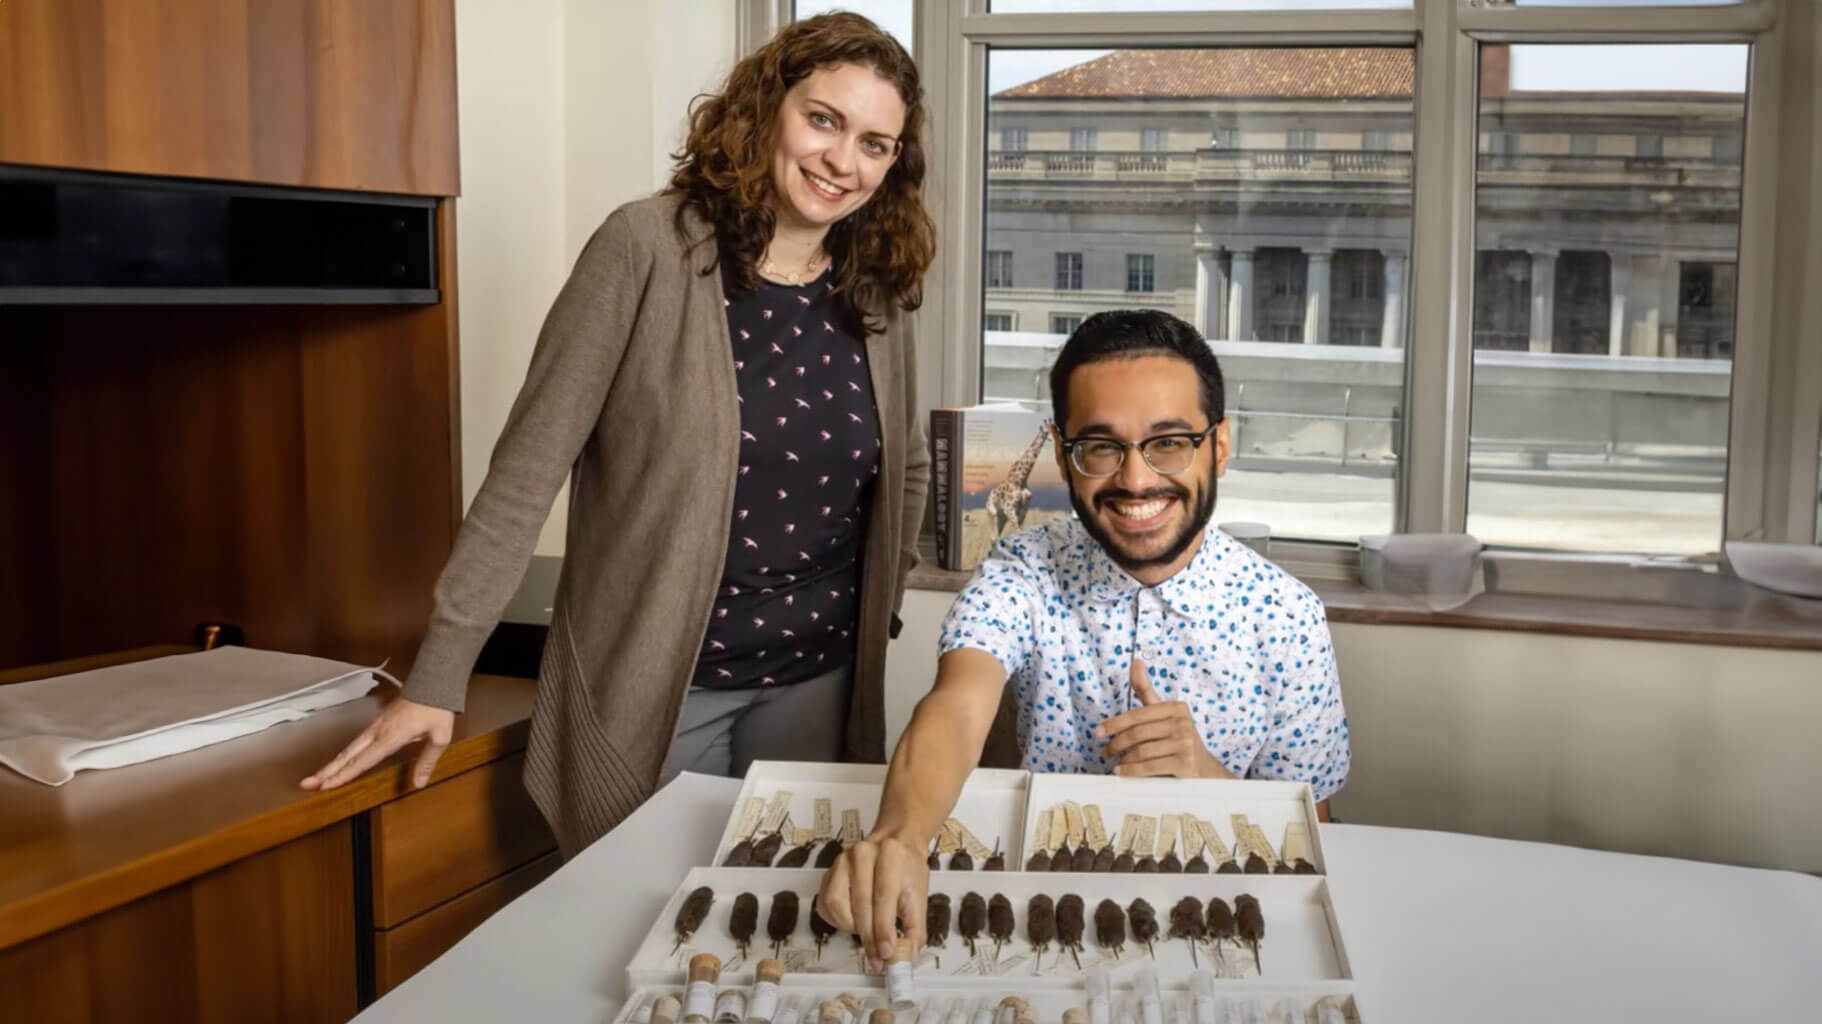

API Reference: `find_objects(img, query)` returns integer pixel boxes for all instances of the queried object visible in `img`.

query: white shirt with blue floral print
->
[939,518,1351,800]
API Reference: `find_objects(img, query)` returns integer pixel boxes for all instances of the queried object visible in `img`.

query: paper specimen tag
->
[761,791,793,834]
[735,796,765,840]
[1229,815,1254,859]
[1034,808,1055,852]
[1133,816,1158,858]
[792,826,816,846]
[1156,814,1180,856]
[936,819,962,854]
[814,798,834,840]
[839,808,863,844]
[1062,802,1086,848]
[1082,805,1109,851]
[1282,823,1311,866]
[1248,824,1279,867]
[1047,806,1069,851]
[1195,818,1231,863]
[1118,814,1143,853]
[1182,814,1206,857]
[955,821,991,860]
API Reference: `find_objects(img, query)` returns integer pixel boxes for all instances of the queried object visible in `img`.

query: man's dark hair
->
[1048,309,1226,431]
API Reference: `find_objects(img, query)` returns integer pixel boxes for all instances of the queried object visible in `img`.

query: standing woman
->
[302,13,935,857]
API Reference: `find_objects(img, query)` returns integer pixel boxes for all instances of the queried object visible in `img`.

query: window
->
[942,0,1814,557]
[986,250,1014,288]
[1054,252,1084,291]
[1070,127,1098,152]
[1677,262,1736,360]
[1050,314,1083,335]
[1331,249,1387,346]
[1001,127,1028,153]
[984,312,1015,332]
[1141,129,1169,152]
[1125,254,1155,293]
[1466,44,1747,555]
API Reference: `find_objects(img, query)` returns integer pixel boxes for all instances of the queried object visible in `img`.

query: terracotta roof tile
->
[995,48,1415,101]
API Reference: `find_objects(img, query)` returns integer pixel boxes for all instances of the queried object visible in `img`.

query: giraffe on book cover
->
[986,422,1052,539]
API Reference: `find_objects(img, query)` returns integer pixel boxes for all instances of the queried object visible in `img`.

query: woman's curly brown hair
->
[666,12,936,335]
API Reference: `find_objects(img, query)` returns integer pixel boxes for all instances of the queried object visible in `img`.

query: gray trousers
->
[659,665,853,784]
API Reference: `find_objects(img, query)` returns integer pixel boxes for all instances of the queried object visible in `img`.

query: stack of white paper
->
[0,646,397,785]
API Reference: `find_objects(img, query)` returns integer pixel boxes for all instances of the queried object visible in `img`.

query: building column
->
[1626,253,1663,357]
[1659,257,1682,357]
[1607,253,1629,357]
[1228,250,1255,341]
[1195,247,1228,340]
[1528,250,1557,354]
[1380,249,1406,348]
[1304,249,1332,345]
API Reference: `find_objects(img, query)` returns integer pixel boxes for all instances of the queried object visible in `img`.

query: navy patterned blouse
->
[691,270,881,690]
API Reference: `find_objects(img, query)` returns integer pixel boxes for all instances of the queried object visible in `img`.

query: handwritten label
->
[814,798,834,840]
[1034,808,1055,852]
[1083,804,1109,851]
[1047,806,1068,851]
[761,791,793,834]
[1062,802,1086,848]
[1118,814,1143,853]
[735,796,765,840]
[1195,818,1231,863]
[1282,822,1311,866]
[1133,816,1157,858]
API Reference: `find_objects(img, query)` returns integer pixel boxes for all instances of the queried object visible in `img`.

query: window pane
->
[985,47,1415,542]
[985,312,1015,332]
[794,1,913,54]
[1466,43,1747,555]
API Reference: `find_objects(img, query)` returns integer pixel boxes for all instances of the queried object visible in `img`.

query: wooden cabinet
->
[0,823,359,1024]
[372,753,557,928]
[374,851,562,997]
[0,0,459,195]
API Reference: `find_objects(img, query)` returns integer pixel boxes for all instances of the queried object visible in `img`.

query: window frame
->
[1125,253,1156,294]
[746,0,1821,556]
[1054,251,1084,291]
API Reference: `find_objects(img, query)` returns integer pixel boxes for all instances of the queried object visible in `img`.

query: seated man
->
[817,309,1350,962]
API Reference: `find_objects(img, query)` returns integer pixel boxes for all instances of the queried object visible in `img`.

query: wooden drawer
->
[370,753,556,928]
[373,851,560,996]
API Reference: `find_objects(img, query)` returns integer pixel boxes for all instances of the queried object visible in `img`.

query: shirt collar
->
[1079,520,1225,618]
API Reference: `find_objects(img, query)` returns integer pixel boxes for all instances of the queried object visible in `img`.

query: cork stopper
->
[886,937,914,964]
[1064,1011,1087,1024]
[756,958,786,984]
[653,996,683,1024]
[818,1002,847,1024]
[870,1011,896,1024]
[688,953,722,983]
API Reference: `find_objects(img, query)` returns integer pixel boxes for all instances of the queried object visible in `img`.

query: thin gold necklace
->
[759,248,828,286]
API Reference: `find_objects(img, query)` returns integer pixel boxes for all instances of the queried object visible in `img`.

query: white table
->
[355,773,1822,1024]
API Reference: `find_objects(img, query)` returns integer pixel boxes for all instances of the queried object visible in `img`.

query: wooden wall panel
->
[0,0,459,196]
[0,273,459,670]
[0,822,357,1024]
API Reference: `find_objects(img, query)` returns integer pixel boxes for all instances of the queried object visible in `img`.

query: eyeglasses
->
[1059,424,1219,478]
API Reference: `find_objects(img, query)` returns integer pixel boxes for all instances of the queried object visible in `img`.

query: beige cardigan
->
[403,194,929,856]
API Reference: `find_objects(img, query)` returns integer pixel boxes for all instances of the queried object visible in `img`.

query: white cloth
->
[0,646,394,785]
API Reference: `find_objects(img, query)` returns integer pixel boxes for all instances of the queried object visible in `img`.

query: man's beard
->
[1070,473,1217,574]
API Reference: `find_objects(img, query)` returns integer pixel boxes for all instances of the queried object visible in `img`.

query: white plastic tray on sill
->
[711,761,1031,869]
[627,868,1351,991]
[1017,775,1327,875]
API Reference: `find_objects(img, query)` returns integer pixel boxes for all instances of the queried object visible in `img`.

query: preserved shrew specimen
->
[1093,898,1126,957]
[673,886,715,953]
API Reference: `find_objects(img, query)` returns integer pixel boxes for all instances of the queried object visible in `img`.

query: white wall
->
[888,588,1822,874]
[455,0,736,554]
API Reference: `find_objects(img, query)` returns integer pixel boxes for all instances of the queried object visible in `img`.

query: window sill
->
[908,537,1822,653]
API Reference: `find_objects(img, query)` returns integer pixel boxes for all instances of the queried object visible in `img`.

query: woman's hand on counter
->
[299,697,455,792]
